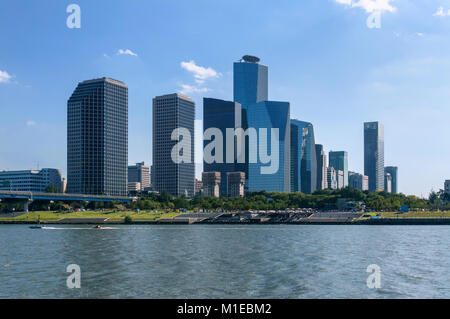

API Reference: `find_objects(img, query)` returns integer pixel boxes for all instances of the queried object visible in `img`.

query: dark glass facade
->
[153,93,195,197]
[290,120,317,194]
[203,98,242,196]
[67,78,128,196]
[329,151,348,187]
[364,121,384,192]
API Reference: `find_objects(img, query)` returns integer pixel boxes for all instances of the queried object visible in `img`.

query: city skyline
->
[1,1,450,197]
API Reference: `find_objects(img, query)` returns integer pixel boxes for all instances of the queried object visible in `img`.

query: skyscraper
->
[153,93,195,197]
[315,144,328,190]
[128,162,150,191]
[232,55,290,192]
[385,166,398,194]
[327,167,337,190]
[203,98,242,196]
[291,120,317,194]
[67,78,128,196]
[329,151,348,187]
[364,121,384,192]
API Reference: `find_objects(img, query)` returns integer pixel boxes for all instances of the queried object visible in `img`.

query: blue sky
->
[1,0,449,197]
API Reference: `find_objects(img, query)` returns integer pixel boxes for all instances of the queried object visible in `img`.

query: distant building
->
[194,178,203,195]
[364,121,384,192]
[329,151,348,187]
[327,167,337,190]
[445,180,450,195]
[203,98,242,196]
[127,182,141,194]
[349,171,369,191]
[152,93,195,197]
[0,168,63,192]
[291,120,317,194]
[384,172,392,193]
[227,172,245,197]
[315,144,328,190]
[128,162,150,191]
[202,172,221,197]
[67,77,128,196]
[385,166,398,194]
[336,170,345,189]
[62,178,67,193]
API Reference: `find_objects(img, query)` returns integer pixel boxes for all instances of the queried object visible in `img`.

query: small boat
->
[93,225,103,229]
[29,225,43,229]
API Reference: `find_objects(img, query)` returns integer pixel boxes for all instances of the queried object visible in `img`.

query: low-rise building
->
[0,168,63,192]
[127,182,141,194]
[202,172,221,197]
[384,172,392,193]
[445,180,450,195]
[227,172,245,197]
[327,167,337,190]
[336,170,344,189]
[349,171,369,191]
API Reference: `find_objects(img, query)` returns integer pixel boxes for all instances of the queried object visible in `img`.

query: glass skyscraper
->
[67,78,128,196]
[290,120,317,194]
[232,56,290,192]
[203,98,242,196]
[385,166,398,193]
[153,93,195,197]
[329,151,348,187]
[364,121,384,192]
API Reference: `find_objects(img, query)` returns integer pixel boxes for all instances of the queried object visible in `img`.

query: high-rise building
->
[202,172,221,197]
[247,101,290,192]
[203,98,242,196]
[0,168,63,192]
[384,172,392,193]
[349,171,369,191]
[329,151,348,187]
[232,56,290,192]
[67,78,128,196]
[364,121,384,192]
[227,172,245,197]
[153,93,195,197]
[315,144,328,190]
[327,167,337,190]
[385,166,398,194]
[128,162,150,191]
[291,120,317,194]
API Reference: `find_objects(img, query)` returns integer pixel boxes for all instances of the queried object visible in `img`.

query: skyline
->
[1,1,450,197]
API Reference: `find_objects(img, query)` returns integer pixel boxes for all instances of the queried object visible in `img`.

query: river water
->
[0,225,449,298]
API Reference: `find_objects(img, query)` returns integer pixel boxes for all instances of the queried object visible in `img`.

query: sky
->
[1,0,450,197]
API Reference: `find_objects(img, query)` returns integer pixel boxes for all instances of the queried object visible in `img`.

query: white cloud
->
[178,84,209,95]
[117,49,138,57]
[180,60,220,80]
[0,70,12,83]
[433,7,450,17]
[26,120,36,127]
[335,0,396,13]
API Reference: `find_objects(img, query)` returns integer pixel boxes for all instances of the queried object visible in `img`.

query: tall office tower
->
[385,166,398,194]
[0,168,63,192]
[67,78,128,196]
[291,120,317,194]
[315,144,328,190]
[202,172,221,197]
[247,101,291,192]
[327,167,337,190]
[384,172,392,193]
[329,151,348,187]
[232,55,290,192]
[203,98,242,196]
[227,172,245,197]
[364,121,384,192]
[128,162,150,191]
[153,93,195,197]
[233,55,268,108]
[349,171,369,191]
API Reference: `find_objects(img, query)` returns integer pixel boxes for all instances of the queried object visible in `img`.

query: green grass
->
[0,210,180,222]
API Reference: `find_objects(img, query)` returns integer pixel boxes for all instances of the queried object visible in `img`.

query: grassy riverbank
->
[357,211,450,220]
[0,210,179,222]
